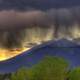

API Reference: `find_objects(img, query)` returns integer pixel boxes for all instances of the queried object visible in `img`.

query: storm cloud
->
[0,0,80,49]
[0,7,79,49]
[0,0,80,10]
[0,8,80,30]
[0,10,47,30]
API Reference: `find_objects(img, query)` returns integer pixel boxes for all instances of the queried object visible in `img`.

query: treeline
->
[0,56,80,80]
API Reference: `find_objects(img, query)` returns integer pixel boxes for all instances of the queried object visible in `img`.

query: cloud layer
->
[0,0,80,10]
[0,8,80,30]
[0,0,80,49]
[0,7,79,49]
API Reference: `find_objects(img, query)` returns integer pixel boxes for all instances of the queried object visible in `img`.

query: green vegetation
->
[68,67,80,80]
[1,56,80,80]
[10,56,68,80]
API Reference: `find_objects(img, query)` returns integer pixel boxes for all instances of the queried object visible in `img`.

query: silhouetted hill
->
[0,39,80,74]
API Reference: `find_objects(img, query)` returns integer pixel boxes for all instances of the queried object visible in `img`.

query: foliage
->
[68,67,80,80]
[1,56,80,80]
[10,56,68,80]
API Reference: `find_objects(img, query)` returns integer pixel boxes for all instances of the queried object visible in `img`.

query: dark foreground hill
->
[0,39,80,74]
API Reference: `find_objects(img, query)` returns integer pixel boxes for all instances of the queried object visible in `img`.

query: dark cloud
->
[0,8,79,30]
[0,10,48,49]
[0,0,80,10]
[0,7,80,49]
[0,10,48,30]
[0,0,80,49]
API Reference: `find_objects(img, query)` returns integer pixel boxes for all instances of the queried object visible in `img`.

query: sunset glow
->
[0,48,30,61]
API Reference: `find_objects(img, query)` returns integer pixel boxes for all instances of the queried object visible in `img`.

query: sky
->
[0,0,80,30]
[0,0,80,48]
[0,0,80,10]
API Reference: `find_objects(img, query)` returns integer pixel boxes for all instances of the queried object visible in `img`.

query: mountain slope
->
[0,39,79,74]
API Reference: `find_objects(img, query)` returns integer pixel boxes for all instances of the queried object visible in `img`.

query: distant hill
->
[0,38,80,74]
[73,38,80,45]
[45,38,79,47]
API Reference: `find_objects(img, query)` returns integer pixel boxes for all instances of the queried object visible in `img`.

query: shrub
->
[10,56,68,80]
[68,67,80,80]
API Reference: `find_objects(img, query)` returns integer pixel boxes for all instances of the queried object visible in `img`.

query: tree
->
[68,67,80,80]
[11,56,68,80]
